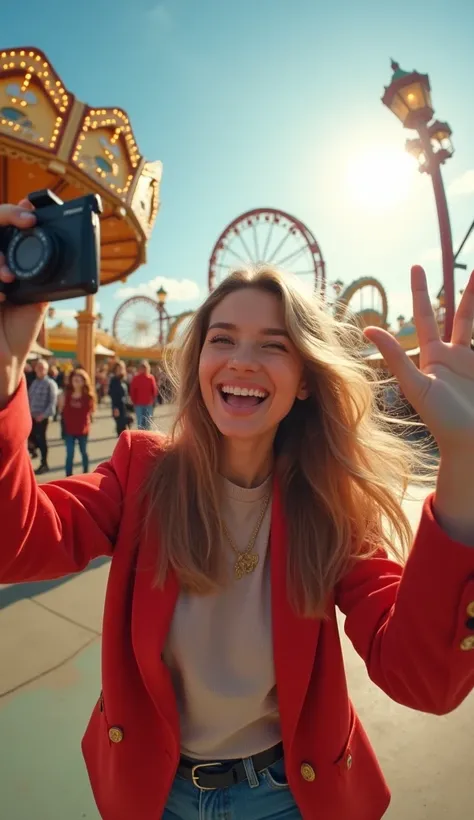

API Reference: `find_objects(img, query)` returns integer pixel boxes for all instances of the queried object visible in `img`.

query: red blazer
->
[2,380,474,820]
[129,372,157,406]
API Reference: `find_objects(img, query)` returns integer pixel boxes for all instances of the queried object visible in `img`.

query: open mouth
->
[219,384,269,409]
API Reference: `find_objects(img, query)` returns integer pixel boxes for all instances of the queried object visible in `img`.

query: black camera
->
[0,189,102,304]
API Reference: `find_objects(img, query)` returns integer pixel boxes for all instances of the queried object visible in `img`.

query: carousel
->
[0,46,162,382]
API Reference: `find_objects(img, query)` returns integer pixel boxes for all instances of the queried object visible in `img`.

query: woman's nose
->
[228,346,260,371]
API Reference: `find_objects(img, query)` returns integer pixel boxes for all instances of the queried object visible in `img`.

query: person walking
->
[58,367,95,476]
[108,360,133,436]
[1,202,474,820]
[27,357,58,475]
[130,359,157,430]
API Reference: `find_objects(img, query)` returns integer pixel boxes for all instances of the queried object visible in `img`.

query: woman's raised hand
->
[364,265,474,456]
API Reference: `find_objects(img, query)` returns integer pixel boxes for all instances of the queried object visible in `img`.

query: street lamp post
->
[382,60,456,341]
[156,286,168,346]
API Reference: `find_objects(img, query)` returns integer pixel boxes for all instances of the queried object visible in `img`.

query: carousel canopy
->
[0,46,162,286]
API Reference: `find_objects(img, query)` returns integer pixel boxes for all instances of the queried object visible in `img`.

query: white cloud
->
[448,169,474,197]
[115,275,200,303]
[49,308,78,320]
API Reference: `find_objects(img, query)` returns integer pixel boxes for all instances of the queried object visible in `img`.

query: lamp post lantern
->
[156,286,168,346]
[382,60,455,341]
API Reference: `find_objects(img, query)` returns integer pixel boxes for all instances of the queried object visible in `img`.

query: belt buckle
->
[191,762,221,791]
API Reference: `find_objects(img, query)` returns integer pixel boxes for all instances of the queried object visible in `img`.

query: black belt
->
[178,741,284,791]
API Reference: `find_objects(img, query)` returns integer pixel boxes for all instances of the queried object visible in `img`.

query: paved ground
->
[0,404,473,819]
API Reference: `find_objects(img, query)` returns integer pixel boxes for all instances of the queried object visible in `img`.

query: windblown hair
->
[142,266,434,618]
[66,367,96,411]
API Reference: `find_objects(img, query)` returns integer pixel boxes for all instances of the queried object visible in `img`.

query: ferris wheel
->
[208,208,326,294]
[112,295,166,347]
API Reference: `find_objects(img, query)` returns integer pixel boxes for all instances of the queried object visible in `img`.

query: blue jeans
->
[64,434,89,476]
[134,404,153,430]
[163,756,302,819]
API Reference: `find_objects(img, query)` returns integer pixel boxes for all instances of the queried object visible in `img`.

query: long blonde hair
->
[142,266,434,617]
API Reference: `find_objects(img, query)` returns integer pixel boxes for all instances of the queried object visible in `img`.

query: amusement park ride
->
[0,46,162,379]
[0,45,433,371]
[109,206,390,355]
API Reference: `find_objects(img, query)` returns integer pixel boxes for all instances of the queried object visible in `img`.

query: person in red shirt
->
[129,359,157,430]
[58,367,95,476]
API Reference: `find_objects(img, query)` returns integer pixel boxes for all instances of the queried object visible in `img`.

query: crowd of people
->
[25,356,170,477]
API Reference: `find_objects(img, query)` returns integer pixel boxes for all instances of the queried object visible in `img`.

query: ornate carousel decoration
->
[0,46,162,375]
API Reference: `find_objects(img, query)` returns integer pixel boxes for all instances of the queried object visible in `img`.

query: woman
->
[0,201,474,820]
[108,360,133,436]
[58,367,95,476]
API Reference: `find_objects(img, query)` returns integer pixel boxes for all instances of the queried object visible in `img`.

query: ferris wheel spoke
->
[236,231,255,264]
[293,269,318,276]
[120,328,137,345]
[252,223,260,262]
[274,244,309,268]
[261,223,274,261]
[266,229,292,264]
[222,244,249,266]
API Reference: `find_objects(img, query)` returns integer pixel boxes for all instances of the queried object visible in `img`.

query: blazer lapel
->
[270,479,321,749]
[131,530,180,735]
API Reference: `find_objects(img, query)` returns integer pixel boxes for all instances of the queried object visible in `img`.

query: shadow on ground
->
[0,557,110,611]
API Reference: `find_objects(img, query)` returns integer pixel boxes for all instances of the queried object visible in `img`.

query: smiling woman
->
[346,146,415,209]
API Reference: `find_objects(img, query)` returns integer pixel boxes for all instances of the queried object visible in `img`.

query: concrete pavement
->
[1,406,473,819]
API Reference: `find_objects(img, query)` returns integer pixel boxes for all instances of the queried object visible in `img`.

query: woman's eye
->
[209,335,233,345]
[263,342,287,351]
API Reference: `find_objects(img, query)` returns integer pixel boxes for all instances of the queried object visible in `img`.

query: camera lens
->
[7,226,57,282]
[15,235,44,270]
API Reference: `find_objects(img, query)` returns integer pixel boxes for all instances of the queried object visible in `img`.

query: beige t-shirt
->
[162,473,281,760]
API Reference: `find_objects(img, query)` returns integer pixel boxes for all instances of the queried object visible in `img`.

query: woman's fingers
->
[17,198,34,211]
[410,265,441,347]
[451,270,474,347]
[0,252,14,283]
[0,203,36,227]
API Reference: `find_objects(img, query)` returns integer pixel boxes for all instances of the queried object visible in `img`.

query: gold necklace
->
[222,492,271,580]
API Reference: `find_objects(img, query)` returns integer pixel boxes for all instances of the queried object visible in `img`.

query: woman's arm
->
[0,380,130,584]
[336,494,474,716]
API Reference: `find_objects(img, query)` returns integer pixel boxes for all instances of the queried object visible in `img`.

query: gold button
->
[346,753,353,769]
[108,726,124,743]
[300,763,316,782]
[460,636,474,651]
[466,602,474,618]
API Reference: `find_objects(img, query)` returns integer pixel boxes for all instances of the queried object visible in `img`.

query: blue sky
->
[3,0,474,338]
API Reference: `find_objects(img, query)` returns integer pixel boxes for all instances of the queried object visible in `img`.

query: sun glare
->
[346,147,415,210]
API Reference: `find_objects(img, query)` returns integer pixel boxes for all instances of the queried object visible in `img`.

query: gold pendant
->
[234,552,259,580]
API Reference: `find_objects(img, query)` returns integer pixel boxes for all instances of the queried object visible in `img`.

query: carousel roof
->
[0,47,162,286]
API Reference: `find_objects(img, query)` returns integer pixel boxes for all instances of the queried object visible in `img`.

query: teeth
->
[221,385,268,399]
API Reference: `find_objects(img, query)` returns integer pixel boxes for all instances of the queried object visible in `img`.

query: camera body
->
[0,189,102,304]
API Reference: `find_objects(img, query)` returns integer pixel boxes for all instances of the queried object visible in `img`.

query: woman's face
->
[71,374,85,390]
[199,288,307,442]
